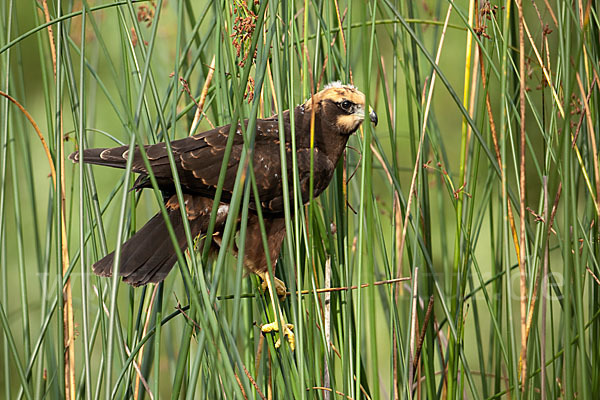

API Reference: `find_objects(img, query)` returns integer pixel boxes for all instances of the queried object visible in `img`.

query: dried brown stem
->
[310,387,353,400]
[574,73,600,215]
[413,295,435,378]
[189,55,217,135]
[233,369,249,400]
[41,1,75,395]
[242,363,266,400]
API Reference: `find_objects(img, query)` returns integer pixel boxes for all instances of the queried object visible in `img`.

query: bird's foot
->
[261,321,295,351]
[259,273,288,299]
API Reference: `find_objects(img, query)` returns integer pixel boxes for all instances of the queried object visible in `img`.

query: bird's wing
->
[83,118,335,211]
[176,124,335,213]
[92,120,270,193]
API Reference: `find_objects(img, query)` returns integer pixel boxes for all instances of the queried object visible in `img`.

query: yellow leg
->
[259,271,295,350]
[260,274,288,299]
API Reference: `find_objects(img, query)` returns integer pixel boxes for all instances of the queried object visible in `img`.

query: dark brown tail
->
[69,146,134,170]
[93,209,203,286]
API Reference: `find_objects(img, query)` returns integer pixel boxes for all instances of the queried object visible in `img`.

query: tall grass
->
[1,0,599,399]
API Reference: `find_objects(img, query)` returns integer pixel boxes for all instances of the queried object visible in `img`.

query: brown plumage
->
[70,82,377,287]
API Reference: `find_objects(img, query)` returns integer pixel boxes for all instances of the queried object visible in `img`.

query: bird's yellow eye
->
[340,100,353,111]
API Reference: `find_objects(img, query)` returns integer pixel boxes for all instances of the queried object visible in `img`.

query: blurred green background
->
[1,0,598,399]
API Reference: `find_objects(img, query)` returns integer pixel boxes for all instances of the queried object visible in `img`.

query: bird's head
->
[302,81,378,135]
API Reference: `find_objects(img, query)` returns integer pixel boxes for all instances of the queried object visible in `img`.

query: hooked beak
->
[369,106,378,126]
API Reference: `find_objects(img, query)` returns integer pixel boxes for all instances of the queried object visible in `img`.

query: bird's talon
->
[260,275,288,299]
[287,329,296,351]
[261,321,278,333]
[261,322,295,351]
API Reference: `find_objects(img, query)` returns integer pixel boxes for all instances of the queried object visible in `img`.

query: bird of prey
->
[70,81,377,348]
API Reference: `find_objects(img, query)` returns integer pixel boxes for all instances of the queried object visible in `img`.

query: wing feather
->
[77,115,335,212]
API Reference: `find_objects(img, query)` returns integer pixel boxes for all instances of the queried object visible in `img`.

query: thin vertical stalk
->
[448,0,475,396]
[77,7,92,400]
[0,3,15,397]
[52,0,65,396]
[514,0,529,390]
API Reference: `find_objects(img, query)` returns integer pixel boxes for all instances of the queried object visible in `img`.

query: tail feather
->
[69,146,132,169]
[118,214,172,273]
[92,209,202,286]
[122,214,187,285]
